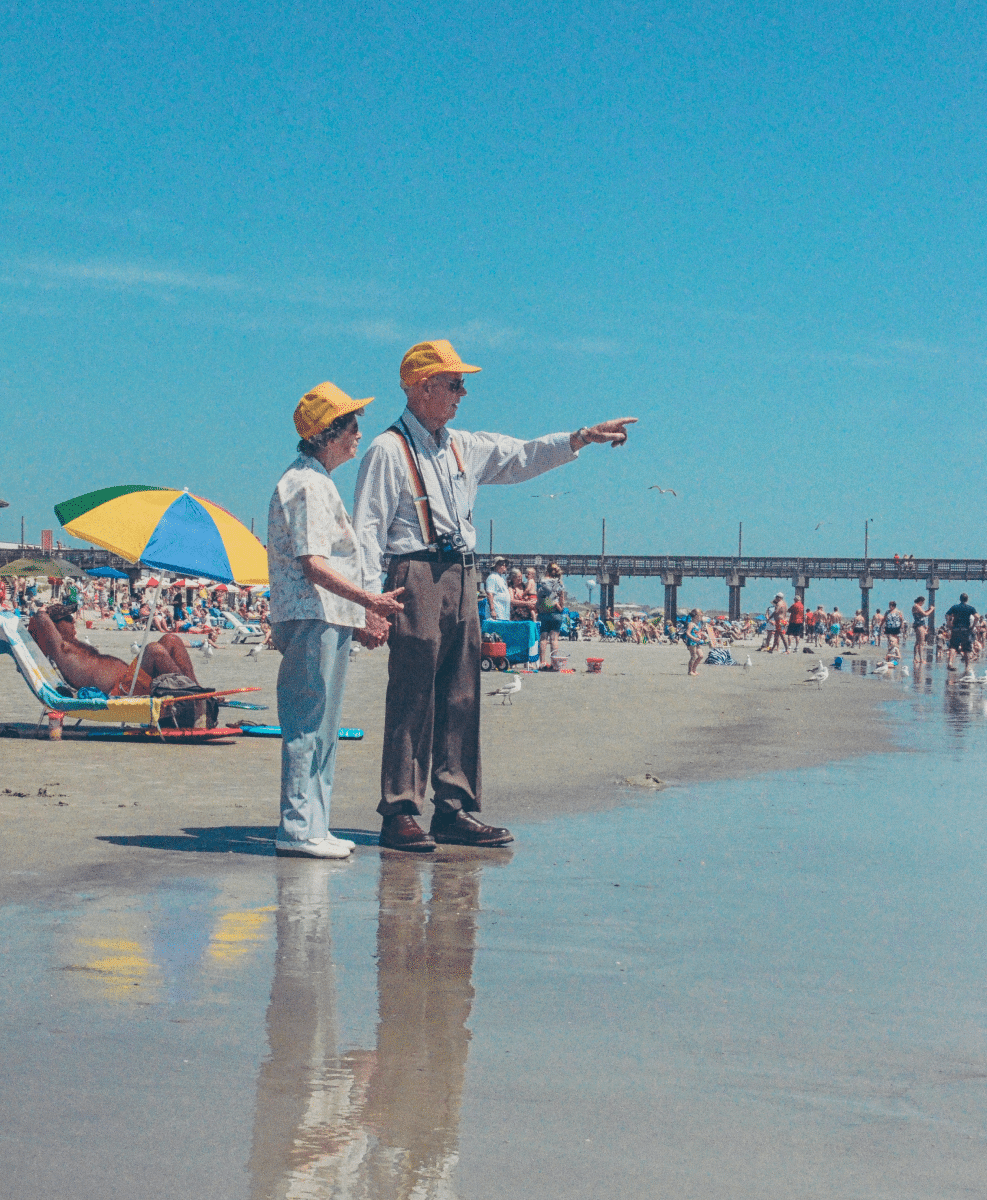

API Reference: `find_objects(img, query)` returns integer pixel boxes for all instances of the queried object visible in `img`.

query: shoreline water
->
[0,631,906,895]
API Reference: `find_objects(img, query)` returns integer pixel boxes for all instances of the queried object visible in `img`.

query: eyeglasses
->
[429,377,465,393]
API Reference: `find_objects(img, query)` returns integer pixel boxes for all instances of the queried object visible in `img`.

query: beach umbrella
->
[85,566,129,579]
[54,485,268,586]
[0,557,78,579]
[55,484,268,695]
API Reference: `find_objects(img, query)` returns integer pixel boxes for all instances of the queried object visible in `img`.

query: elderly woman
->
[267,381,406,860]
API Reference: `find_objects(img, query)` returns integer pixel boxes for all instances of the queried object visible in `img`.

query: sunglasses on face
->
[430,378,465,393]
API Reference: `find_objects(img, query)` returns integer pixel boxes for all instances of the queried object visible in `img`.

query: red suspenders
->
[385,425,467,547]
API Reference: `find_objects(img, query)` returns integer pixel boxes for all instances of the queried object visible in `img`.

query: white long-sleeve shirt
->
[353,407,578,592]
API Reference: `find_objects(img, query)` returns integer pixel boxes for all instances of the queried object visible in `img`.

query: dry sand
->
[0,630,903,896]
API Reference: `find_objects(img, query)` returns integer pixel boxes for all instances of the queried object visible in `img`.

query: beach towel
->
[705,647,735,666]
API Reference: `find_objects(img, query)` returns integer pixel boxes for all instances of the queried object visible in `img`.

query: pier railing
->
[474,554,987,582]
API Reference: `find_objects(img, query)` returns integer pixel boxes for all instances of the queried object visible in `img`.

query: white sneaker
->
[325,833,356,850]
[275,836,351,859]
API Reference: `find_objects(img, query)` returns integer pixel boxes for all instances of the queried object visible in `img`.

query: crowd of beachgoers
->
[6,568,984,683]
[480,565,987,680]
[0,575,272,643]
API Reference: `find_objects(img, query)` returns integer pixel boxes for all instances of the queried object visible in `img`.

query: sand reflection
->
[249,854,484,1200]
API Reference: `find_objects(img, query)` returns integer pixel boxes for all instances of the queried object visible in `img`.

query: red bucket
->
[586,657,604,673]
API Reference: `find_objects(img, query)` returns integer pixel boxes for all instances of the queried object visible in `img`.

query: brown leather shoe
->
[379,814,436,853]
[429,810,514,847]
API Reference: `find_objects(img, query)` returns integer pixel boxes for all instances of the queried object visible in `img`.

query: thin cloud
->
[346,318,407,343]
[17,259,244,293]
[885,338,944,356]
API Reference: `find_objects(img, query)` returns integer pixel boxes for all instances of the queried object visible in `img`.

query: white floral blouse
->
[267,455,365,628]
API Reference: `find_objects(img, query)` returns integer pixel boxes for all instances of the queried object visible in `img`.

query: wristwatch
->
[575,427,591,446]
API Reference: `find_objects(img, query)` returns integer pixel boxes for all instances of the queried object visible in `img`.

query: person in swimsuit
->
[882,601,905,658]
[787,594,805,651]
[28,603,203,696]
[768,592,789,653]
[685,607,711,676]
[851,610,867,647]
[911,595,934,664]
[945,592,978,676]
[829,607,843,646]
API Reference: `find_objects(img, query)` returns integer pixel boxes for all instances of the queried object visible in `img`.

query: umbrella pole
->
[128,581,164,697]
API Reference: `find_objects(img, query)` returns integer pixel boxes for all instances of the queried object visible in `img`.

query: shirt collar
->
[401,406,450,452]
[293,453,331,479]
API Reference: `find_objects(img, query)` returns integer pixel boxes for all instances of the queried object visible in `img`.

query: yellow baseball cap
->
[293,382,374,439]
[400,340,482,386]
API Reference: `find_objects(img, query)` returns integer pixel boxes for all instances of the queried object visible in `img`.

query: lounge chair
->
[0,612,166,728]
[223,610,264,644]
[0,613,257,739]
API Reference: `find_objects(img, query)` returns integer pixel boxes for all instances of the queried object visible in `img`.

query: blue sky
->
[2,0,985,611]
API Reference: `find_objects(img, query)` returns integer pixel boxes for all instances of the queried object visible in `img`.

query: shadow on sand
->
[97,825,382,855]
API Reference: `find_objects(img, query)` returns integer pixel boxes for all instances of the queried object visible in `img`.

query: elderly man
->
[353,339,636,852]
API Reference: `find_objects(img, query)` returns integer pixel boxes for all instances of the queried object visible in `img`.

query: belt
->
[396,549,476,567]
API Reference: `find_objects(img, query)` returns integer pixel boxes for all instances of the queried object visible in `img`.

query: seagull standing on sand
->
[806,659,829,688]
[872,661,891,676]
[200,641,215,660]
[744,655,752,672]
[487,673,522,705]
[130,642,141,655]
[246,644,264,659]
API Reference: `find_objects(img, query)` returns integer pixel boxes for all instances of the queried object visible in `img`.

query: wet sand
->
[6,631,985,1199]
[0,632,901,892]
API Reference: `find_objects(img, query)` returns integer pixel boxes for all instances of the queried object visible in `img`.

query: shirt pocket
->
[451,470,471,521]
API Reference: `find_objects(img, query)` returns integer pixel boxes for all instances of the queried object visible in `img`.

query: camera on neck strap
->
[436,530,469,559]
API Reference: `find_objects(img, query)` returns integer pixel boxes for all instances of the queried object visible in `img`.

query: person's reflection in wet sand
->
[361,856,481,1197]
[248,853,486,1200]
[248,862,370,1199]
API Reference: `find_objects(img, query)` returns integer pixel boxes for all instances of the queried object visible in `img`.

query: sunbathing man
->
[28,603,203,696]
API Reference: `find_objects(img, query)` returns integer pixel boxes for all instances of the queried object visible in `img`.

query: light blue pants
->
[271,620,352,843]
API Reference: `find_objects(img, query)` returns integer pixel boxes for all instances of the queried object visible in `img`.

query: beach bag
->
[151,673,219,729]
[537,581,558,614]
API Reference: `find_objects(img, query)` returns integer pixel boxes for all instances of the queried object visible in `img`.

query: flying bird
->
[814,521,825,531]
[648,487,678,496]
[530,491,571,499]
[487,673,522,705]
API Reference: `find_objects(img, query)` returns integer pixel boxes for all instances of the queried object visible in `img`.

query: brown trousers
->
[378,557,481,817]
